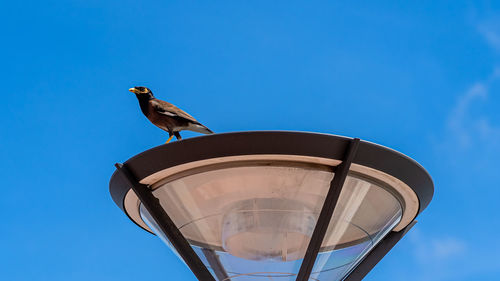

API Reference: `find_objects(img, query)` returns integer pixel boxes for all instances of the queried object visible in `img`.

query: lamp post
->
[109,131,433,281]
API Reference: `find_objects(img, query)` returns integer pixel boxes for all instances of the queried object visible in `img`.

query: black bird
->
[129,86,213,143]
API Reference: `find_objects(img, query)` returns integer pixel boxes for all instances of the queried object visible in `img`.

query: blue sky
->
[2,1,500,280]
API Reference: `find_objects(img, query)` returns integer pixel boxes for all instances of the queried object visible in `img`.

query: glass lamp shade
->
[139,162,403,281]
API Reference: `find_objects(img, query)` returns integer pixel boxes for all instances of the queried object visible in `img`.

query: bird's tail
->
[189,123,214,134]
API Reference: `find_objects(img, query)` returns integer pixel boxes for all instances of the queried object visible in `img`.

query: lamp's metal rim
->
[110,131,434,233]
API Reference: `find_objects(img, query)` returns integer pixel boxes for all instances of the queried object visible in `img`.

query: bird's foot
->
[165,135,174,144]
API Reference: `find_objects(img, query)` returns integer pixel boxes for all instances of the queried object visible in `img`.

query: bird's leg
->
[174,132,182,140]
[165,132,174,144]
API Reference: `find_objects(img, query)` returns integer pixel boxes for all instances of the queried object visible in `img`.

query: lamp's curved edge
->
[355,140,434,214]
[109,131,434,230]
[109,170,155,234]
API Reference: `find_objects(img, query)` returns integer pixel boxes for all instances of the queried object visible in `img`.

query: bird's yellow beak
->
[129,88,137,94]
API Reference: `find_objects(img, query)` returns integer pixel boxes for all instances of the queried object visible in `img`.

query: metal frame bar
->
[114,163,216,281]
[296,138,360,281]
[344,221,417,281]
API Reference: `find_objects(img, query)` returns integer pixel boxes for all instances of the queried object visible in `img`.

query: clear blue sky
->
[2,1,500,280]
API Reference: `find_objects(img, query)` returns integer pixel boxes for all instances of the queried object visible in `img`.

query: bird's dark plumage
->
[129,86,213,143]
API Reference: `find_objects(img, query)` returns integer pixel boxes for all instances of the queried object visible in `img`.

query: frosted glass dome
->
[139,162,402,280]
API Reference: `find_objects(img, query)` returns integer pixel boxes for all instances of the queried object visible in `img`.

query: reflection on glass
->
[140,162,402,280]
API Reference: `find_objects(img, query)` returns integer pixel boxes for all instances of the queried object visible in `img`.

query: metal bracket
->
[114,163,216,281]
[296,138,360,281]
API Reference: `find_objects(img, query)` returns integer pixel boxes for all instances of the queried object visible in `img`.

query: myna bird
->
[129,86,213,143]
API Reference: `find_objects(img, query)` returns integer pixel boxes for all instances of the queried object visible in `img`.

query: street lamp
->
[109,131,433,281]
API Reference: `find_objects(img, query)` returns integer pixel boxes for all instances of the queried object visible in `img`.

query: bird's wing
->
[150,99,200,124]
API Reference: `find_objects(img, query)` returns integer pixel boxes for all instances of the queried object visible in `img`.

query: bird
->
[129,86,213,143]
